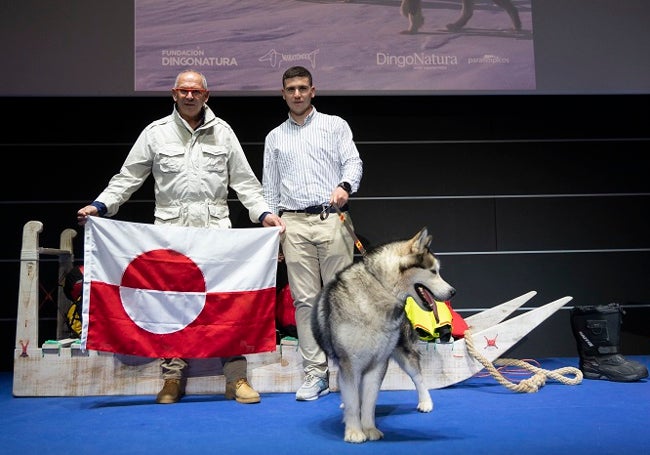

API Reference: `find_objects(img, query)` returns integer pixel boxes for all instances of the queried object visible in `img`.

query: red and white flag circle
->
[81,217,280,358]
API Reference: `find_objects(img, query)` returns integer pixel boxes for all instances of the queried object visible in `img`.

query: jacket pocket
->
[208,204,229,220]
[158,147,185,173]
[154,206,182,223]
[201,145,227,173]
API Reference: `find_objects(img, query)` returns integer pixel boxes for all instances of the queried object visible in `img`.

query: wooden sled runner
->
[13,221,575,397]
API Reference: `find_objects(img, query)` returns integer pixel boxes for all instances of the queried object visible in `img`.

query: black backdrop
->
[1,93,648,373]
[0,0,648,372]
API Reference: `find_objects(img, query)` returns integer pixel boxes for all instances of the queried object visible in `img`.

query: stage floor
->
[1,356,648,455]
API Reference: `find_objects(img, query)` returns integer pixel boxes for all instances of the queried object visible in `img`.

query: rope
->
[463,328,583,393]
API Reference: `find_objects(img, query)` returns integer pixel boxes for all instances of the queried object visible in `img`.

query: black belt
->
[280,204,348,215]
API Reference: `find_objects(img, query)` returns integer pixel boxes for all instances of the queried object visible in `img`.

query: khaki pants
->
[161,356,247,383]
[280,212,354,378]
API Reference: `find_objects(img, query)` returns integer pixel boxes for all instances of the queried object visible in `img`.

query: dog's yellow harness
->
[404,296,454,342]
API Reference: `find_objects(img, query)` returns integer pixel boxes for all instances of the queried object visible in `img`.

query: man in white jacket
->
[77,69,285,404]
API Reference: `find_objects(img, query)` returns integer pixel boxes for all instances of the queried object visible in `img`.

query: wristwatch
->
[338,181,352,194]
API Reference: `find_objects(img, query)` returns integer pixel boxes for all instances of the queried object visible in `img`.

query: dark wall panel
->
[497,196,650,250]
[440,252,650,309]
[1,94,648,373]
[355,141,649,196]
[350,198,496,252]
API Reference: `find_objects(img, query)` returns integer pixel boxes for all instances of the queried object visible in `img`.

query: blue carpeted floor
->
[1,357,648,455]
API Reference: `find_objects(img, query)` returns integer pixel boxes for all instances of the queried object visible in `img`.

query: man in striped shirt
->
[262,65,363,401]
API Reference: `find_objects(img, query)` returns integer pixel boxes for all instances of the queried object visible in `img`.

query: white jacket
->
[95,104,269,228]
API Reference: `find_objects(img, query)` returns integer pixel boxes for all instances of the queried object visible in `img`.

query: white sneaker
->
[295,373,329,401]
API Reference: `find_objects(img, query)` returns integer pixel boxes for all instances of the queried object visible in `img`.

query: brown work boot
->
[156,378,184,404]
[225,378,261,404]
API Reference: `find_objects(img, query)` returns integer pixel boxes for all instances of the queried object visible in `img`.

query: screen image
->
[134,0,536,94]
[1,0,648,96]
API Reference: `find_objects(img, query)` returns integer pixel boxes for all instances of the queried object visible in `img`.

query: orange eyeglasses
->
[173,88,208,97]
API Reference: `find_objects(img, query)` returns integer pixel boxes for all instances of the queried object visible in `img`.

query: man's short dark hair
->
[282,66,312,87]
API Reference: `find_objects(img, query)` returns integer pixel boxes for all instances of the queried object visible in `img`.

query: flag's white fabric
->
[81,217,280,358]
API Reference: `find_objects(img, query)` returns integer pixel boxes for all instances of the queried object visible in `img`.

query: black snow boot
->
[570,303,648,382]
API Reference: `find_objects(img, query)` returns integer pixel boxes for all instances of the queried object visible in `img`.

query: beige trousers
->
[280,211,354,379]
[161,356,247,383]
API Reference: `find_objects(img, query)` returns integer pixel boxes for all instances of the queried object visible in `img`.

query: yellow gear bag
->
[404,296,453,342]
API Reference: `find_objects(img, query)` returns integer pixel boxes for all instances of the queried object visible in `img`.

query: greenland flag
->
[80,217,280,358]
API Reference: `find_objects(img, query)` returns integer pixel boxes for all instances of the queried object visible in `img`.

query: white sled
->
[269,291,573,391]
[13,221,572,397]
[404,294,573,390]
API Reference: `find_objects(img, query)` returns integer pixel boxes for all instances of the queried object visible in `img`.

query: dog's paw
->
[365,427,384,441]
[417,399,434,413]
[344,428,368,444]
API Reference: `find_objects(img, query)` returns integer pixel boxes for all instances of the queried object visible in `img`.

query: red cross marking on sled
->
[19,339,29,357]
[484,334,499,349]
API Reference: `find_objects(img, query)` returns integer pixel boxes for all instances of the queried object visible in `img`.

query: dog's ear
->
[409,227,432,255]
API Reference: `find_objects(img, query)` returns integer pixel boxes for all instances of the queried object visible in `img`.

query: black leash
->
[320,203,367,256]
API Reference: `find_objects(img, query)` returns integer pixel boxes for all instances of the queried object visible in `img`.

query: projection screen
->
[1,0,648,96]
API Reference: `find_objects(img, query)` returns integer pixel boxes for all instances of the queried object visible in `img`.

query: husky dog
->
[400,0,522,34]
[311,227,456,443]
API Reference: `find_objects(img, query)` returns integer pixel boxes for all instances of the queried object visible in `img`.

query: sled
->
[270,292,573,391]
[13,221,572,396]
[406,294,573,390]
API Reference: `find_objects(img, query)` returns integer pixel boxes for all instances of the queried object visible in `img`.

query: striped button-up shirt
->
[262,106,363,214]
